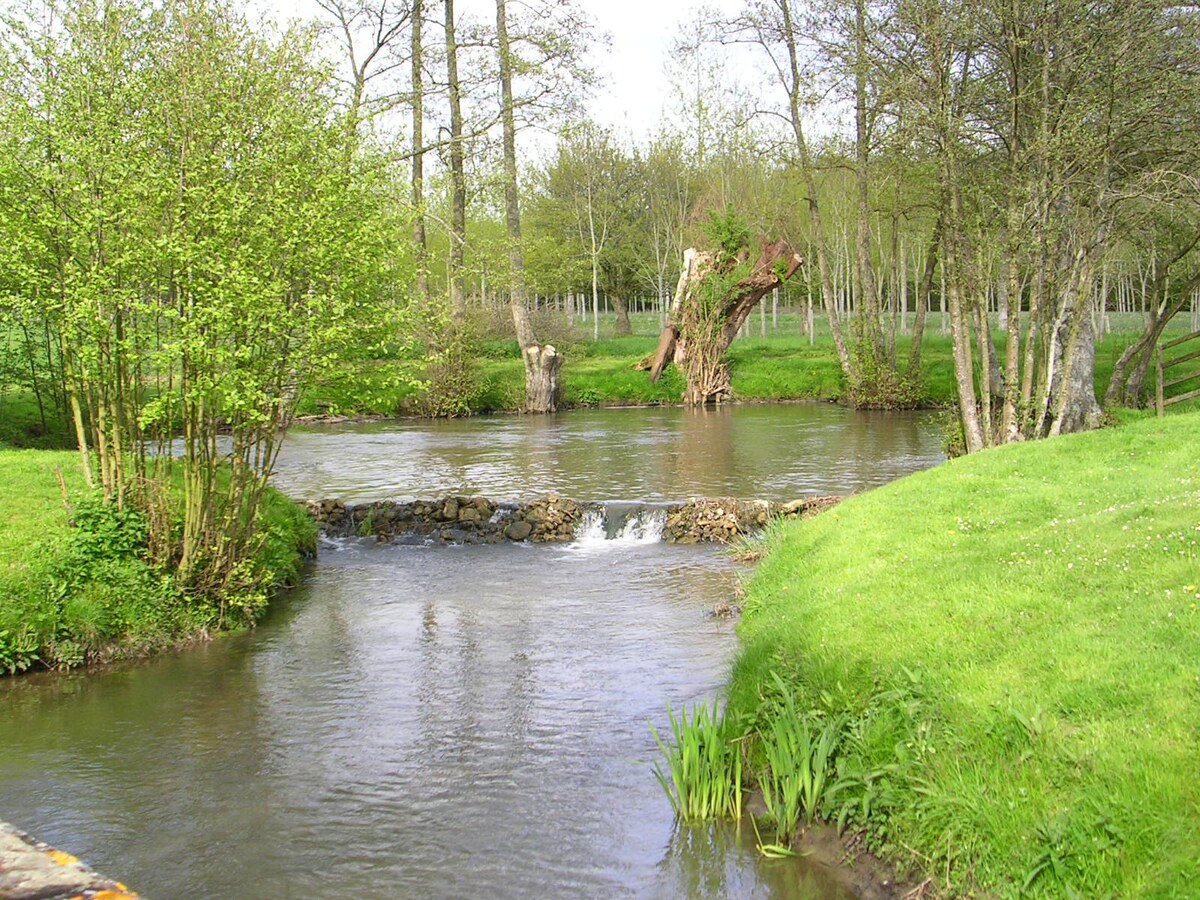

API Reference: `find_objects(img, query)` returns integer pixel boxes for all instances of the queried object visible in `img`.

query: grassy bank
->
[0,450,315,674]
[726,412,1200,896]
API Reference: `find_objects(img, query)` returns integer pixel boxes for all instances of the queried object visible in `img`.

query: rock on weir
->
[305,495,842,545]
[0,821,138,899]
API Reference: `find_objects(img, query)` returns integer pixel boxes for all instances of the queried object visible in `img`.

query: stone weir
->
[305,494,843,545]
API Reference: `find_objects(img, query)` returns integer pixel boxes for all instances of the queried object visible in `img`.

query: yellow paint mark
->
[48,849,79,866]
[90,891,139,899]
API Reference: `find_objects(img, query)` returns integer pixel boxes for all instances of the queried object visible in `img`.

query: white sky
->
[258,0,750,140]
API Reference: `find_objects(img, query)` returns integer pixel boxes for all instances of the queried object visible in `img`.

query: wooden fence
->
[1157,329,1200,414]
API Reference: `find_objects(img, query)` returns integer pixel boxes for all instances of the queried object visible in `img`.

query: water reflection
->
[274,405,944,502]
[5,541,850,898]
[655,823,855,899]
[0,408,942,897]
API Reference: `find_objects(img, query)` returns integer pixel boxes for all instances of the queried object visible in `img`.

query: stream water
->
[0,405,944,898]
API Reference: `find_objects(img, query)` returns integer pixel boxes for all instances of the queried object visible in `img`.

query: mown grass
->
[0,450,315,673]
[727,412,1200,896]
[290,311,1182,419]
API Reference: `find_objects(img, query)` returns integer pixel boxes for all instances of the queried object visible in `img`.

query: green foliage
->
[68,495,149,563]
[701,208,751,263]
[0,627,38,675]
[651,700,744,822]
[847,338,924,409]
[0,0,410,599]
[0,450,313,673]
[420,324,485,418]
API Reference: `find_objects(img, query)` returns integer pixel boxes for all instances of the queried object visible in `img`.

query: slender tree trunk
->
[496,0,559,411]
[908,210,940,376]
[445,0,467,317]
[1000,227,1023,441]
[945,179,985,452]
[412,0,429,299]
[780,0,854,384]
[853,0,884,363]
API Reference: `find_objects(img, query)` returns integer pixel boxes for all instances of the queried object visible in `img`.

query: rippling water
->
[274,405,944,502]
[0,407,944,898]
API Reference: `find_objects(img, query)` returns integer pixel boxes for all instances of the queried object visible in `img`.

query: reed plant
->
[757,675,845,841]
[651,700,744,822]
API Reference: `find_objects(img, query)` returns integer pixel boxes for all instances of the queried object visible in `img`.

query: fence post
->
[1156,344,1164,417]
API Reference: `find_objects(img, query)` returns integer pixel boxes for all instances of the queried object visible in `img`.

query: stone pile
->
[663,498,773,543]
[306,495,585,545]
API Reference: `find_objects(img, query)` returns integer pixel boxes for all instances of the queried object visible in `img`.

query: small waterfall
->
[573,508,609,546]
[571,504,667,547]
[615,508,666,543]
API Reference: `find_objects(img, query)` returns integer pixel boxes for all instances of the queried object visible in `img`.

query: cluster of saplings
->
[0,0,403,667]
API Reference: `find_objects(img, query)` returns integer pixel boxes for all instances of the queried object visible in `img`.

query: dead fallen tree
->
[647,237,803,405]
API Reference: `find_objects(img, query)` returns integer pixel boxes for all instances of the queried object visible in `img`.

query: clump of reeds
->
[651,700,743,821]
[758,674,844,841]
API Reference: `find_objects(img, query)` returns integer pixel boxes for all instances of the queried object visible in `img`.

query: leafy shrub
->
[421,324,484,417]
[701,208,751,262]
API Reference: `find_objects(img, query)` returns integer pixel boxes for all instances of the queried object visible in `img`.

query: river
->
[0,405,944,898]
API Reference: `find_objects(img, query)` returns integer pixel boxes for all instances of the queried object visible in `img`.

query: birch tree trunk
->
[411,0,429,299]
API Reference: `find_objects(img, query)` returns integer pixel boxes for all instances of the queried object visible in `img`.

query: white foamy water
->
[571,506,667,550]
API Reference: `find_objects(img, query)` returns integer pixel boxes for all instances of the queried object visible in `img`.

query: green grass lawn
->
[729,412,1200,896]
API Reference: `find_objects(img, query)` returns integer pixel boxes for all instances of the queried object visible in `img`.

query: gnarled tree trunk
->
[649,239,803,405]
[523,343,563,413]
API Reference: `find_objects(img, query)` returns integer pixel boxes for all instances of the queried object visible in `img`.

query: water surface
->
[275,405,943,502]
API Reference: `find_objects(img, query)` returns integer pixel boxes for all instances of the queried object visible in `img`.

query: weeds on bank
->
[652,666,935,862]
[0,450,315,674]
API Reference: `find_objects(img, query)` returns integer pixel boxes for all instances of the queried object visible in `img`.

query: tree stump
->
[649,239,803,405]
[523,344,563,413]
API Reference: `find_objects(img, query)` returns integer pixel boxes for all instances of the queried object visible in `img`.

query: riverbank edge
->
[0,449,316,676]
[724,412,1200,896]
[290,334,961,422]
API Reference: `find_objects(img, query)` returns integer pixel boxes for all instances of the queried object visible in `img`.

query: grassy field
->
[0,450,315,673]
[727,411,1200,896]
[292,311,1174,419]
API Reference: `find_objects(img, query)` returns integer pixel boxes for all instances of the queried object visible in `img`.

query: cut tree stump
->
[523,343,563,413]
[649,238,803,405]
